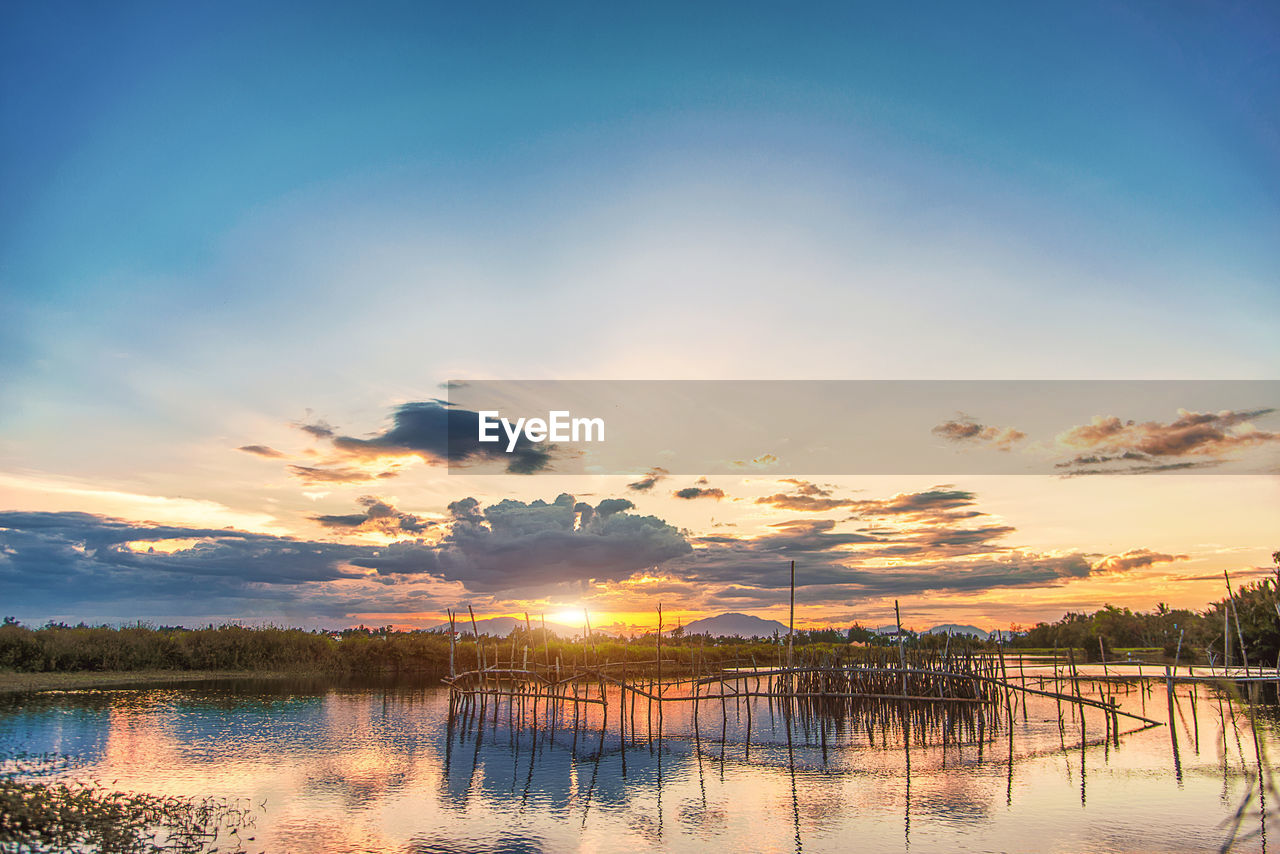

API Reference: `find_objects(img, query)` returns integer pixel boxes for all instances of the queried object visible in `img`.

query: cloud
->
[1091,548,1187,574]
[673,486,726,500]
[433,494,691,592]
[288,464,393,484]
[756,479,856,512]
[330,400,554,474]
[0,495,693,618]
[730,453,779,470]
[0,510,446,620]
[627,467,669,492]
[0,482,1190,624]
[1057,408,1279,460]
[932,415,1026,450]
[702,553,1094,604]
[296,419,336,440]
[845,487,985,521]
[311,496,433,535]
[237,445,284,458]
[661,484,1140,603]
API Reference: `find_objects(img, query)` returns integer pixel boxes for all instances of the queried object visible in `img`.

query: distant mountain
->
[425,616,597,638]
[681,613,790,638]
[925,624,989,639]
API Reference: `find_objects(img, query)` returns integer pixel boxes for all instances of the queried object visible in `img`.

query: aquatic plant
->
[1,775,257,853]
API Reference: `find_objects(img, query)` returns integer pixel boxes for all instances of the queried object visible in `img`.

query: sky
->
[1,1,1277,633]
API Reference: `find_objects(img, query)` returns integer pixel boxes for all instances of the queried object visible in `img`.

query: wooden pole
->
[448,609,456,678]
[542,614,550,670]
[1225,570,1250,673]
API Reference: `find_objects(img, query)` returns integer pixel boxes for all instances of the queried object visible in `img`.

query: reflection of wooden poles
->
[787,560,795,665]
[1165,665,1182,780]
[656,603,664,729]
[448,609,456,678]
[895,600,907,695]
[1224,594,1232,672]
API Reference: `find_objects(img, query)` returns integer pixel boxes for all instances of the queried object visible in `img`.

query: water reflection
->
[0,672,1274,853]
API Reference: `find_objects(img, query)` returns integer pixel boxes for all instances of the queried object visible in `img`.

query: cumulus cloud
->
[932,415,1026,450]
[1057,408,1279,464]
[434,493,691,592]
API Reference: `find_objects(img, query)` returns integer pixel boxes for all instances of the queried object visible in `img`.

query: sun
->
[549,610,586,627]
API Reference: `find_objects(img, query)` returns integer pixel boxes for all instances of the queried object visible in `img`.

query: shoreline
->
[0,669,328,694]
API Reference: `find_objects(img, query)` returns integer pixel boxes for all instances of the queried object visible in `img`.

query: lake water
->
[1,668,1275,853]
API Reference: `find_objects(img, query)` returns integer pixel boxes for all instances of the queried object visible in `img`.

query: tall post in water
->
[448,609,456,678]
[468,604,483,673]
[895,599,906,667]
[542,613,550,669]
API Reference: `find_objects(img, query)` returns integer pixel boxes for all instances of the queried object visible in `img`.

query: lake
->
[0,667,1275,853]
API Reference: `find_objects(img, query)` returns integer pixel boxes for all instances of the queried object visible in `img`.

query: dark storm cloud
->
[237,444,284,458]
[311,496,432,535]
[331,400,554,474]
[627,467,669,492]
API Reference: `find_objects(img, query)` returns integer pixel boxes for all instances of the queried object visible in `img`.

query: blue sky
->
[1,2,1277,628]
